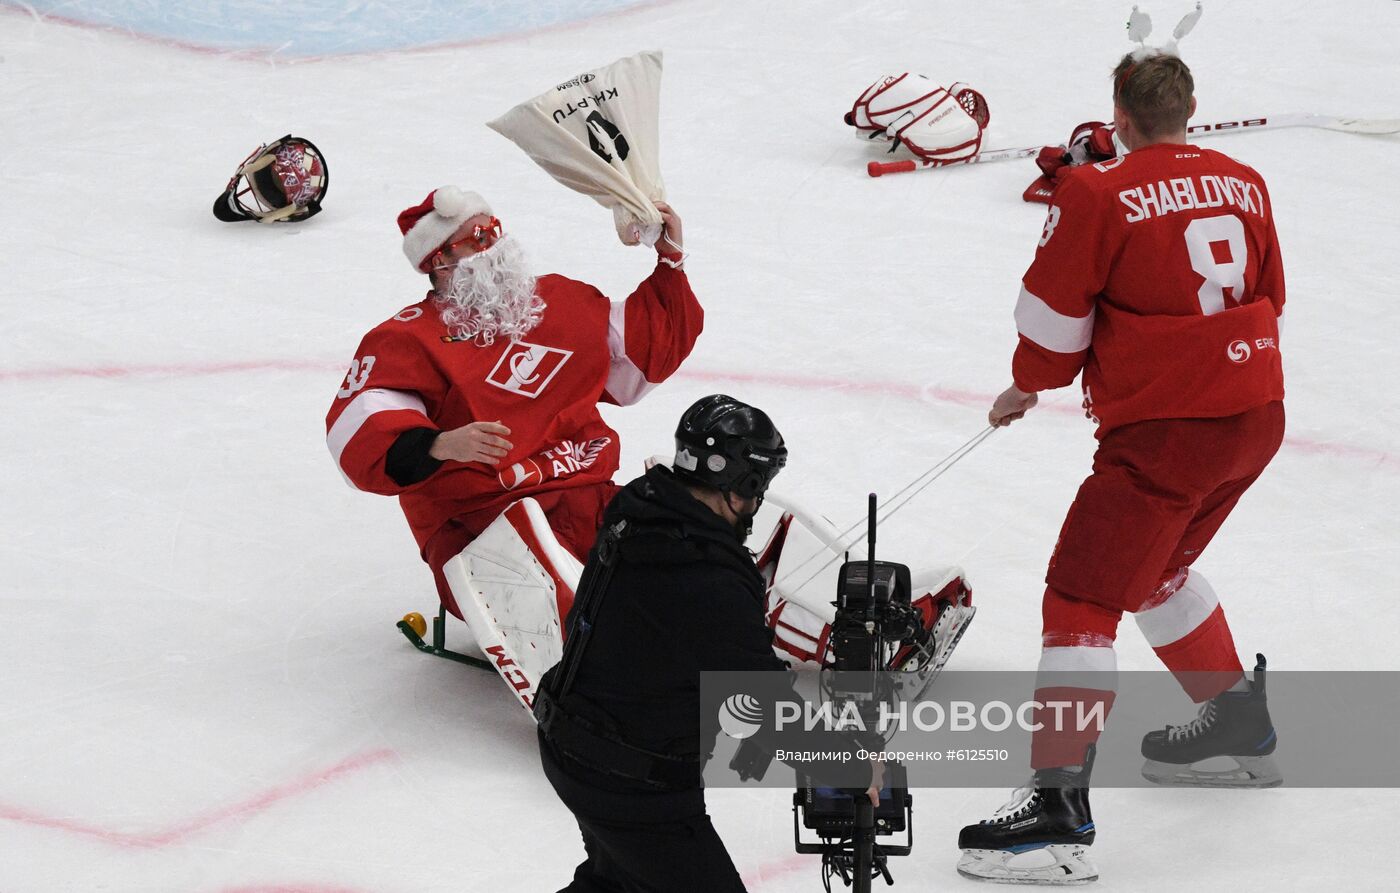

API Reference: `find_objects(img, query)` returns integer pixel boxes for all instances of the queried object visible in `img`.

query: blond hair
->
[1112,52,1194,139]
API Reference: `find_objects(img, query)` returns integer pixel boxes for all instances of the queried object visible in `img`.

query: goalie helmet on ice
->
[212,134,329,223]
[845,75,990,165]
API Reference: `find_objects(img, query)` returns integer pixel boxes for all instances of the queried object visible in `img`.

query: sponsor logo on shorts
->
[1228,337,1278,365]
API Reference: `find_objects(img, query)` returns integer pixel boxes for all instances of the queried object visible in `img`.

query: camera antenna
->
[866,492,876,608]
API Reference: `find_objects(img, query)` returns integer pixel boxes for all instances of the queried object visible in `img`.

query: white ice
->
[1,1,1397,890]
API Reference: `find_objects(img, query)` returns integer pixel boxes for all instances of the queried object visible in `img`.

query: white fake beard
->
[435,235,544,347]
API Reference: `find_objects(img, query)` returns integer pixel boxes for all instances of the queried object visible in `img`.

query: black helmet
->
[213,134,328,223]
[672,395,787,498]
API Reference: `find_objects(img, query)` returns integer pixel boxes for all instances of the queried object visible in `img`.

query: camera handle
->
[854,797,875,893]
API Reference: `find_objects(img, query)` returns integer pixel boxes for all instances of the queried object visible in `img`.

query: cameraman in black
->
[534,394,880,893]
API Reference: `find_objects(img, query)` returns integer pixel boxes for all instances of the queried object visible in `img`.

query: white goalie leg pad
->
[756,492,973,672]
[765,594,832,665]
[442,498,583,714]
[898,568,976,696]
[755,499,840,663]
[957,844,1098,886]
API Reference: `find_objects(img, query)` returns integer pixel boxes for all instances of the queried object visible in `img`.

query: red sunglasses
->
[430,217,503,268]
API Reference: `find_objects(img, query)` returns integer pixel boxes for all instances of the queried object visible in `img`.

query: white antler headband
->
[1126,1,1203,60]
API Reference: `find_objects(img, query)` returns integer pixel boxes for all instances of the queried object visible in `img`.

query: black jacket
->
[540,465,871,789]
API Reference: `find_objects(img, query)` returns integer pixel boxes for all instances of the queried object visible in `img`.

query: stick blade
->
[1319,116,1400,135]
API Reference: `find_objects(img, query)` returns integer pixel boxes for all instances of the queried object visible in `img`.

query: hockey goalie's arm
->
[326,327,446,495]
[600,255,704,406]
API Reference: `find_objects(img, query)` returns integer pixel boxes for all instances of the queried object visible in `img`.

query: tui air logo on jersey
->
[485,340,573,398]
[498,437,612,491]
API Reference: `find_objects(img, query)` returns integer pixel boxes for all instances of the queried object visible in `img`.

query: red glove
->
[1024,121,1117,204]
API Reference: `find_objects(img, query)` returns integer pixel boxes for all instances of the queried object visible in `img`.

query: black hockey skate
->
[956,746,1097,885]
[1140,653,1281,788]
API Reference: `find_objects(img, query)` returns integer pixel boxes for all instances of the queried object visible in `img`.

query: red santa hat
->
[398,186,493,272]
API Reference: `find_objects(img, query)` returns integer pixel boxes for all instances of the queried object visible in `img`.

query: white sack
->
[488,51,667,246]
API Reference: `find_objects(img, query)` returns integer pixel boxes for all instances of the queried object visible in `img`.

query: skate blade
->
[1141,754,1282,788]
[957,844,1098,885]
[895,604,976,700]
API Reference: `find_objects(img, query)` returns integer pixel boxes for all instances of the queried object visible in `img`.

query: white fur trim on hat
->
[402,186,492,272]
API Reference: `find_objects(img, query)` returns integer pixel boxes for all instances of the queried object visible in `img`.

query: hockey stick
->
[866,112,1400,177]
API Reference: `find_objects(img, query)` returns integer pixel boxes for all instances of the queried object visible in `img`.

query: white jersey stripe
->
[326,387,428,471]
[604,300,658,406]
[1014,285,1095,354]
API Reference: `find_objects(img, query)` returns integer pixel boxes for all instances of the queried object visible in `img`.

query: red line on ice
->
[1,359,1394,471]
[0,749,395,849]
[743,853,811,888]
[0,359,337,382]
[676,367,1400,471]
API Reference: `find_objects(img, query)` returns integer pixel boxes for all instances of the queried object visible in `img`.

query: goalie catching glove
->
[846,75,990,165]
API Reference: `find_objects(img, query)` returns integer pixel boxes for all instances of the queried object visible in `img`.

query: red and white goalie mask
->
[212,134,328,223]
[847,75,990,165]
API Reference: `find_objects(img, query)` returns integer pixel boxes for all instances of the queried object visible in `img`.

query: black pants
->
[540,732,747,893]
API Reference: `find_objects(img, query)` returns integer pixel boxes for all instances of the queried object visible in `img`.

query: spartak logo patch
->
[485,341,573,399]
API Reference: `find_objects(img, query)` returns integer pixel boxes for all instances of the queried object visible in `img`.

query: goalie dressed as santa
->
[328,52,975,712]
[325,183,701,684]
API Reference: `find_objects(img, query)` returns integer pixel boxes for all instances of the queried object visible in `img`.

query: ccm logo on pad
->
[486,341,573,398]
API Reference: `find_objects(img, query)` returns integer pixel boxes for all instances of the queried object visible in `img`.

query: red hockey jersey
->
[1011,142,1285,436]
[326,262,702,555]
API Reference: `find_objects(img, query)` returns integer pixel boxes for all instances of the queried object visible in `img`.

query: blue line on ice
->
[16,0,652,56]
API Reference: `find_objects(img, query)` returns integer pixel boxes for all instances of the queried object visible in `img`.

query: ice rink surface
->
[1,0,1397,890]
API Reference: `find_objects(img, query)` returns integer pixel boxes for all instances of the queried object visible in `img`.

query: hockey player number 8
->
[1038,205,1062,247]
[1184,215,1248,316]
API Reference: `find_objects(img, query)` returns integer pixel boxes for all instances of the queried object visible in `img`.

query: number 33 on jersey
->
[337,356,376,398]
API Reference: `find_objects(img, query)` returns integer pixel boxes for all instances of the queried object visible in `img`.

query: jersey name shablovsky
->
[1118,168,1267,223]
